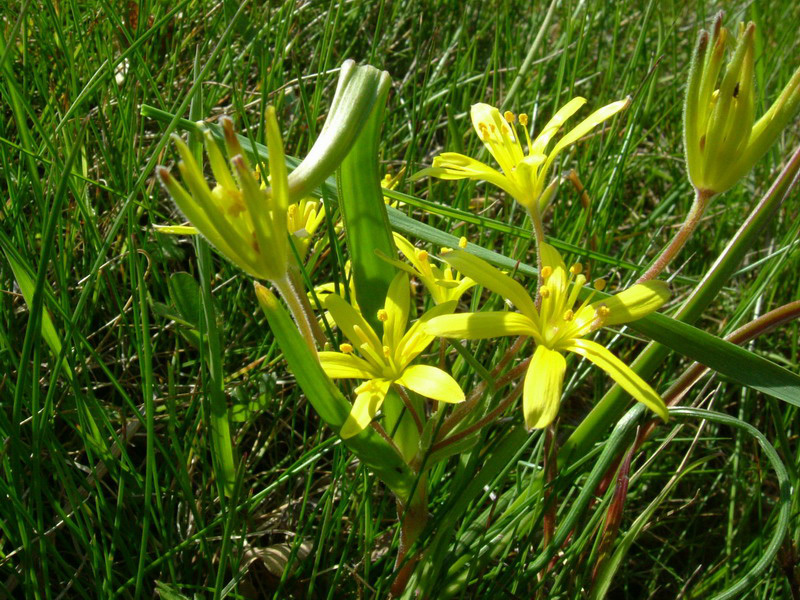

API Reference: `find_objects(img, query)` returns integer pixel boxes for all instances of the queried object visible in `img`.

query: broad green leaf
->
[336,67,395,332]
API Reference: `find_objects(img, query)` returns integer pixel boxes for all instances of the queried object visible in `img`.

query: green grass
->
[2,0,800,598]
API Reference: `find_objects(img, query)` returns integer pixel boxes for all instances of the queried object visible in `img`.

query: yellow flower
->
[319,272,464,438]
[425,244,670,430]
[287,197,325,261]
[382,167,406,208]
[413,99,628,214]
[156,108,290,282]
[385,233,475,305]
[684,16,800,196]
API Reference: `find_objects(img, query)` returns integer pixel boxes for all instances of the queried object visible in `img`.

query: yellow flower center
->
[535,260,610,347]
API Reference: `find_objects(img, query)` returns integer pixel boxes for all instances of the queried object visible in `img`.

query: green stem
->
[273,275,318,353]
[636,187,714,283]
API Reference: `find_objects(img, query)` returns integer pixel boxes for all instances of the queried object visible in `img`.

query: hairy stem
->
[273,275,318,353]
[636,187,715,283]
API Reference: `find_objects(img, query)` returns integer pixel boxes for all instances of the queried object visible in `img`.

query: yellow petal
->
[550,98,629,157]
[396,364,465,403]
[565,338,668,422]
[340,379,391,439]
[383,272,410,350]
[441,251,538,319]
[324,294,382,352]
[538,242,568,296]
[396,301,458,365]
[421,152,523,200]
[530,97,587,155]
[425,311,537,340]
[470,103,525,173]
[523,345,566,429]
[153,225,199,235]
[592,280,670,326]
[318,351,377,379]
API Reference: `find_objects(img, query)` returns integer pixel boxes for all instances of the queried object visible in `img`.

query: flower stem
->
[390,479,428,597]
[636,188,714,283]
[273,275,318,353]
[430,377,524,454]
[394,385,424,436]
[434,336,528,443]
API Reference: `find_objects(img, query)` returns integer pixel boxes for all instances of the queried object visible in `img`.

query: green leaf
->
[336,67,395,332]
[169,271,203,328]
[629,312,800,406]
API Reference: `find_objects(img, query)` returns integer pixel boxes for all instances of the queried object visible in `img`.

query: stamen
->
[340,343,354,354]
[503,110,516,123]
[478,123,490,141]
[518,113,528,127]
[353,325,373,348]
[440,247,453,254]
[417,249,429,262]
[596,305,611,318]
[566,274,587,310]
[541,266,553,279]
[593,278,607,291]
[539,285,550,299]
[458,236,468,248]
[377,309,389,322]
[570,263,583,275]
[383,345,391,358]
[563,309,574,321]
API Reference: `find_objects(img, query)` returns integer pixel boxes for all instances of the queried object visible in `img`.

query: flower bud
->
[685,13,800,196]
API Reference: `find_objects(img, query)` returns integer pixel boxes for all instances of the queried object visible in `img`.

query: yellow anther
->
[383,345,391,357]
[340,343,354,354]
[596,305,611,318]
[541,266,553,279]
[440,246,453,254]
[539,285,551,299]
[503,110,516,123]
[593,278,607,292]
[377,309,389,322]
[563,309,574,321]
[458,236,468,248]
[288,204,297,218]
[478,123,490,140]
[417,249,429,262]
[518,113,528,126]
[570,263,583,275]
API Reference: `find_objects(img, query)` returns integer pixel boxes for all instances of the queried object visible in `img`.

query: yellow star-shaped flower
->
[320,272,465,438]
[425,244,670,430]
[413,99,628,215]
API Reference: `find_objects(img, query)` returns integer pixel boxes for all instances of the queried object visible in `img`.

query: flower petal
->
[523,345,566,429]
[396,301,458,365]
[530,97,587,155]
[441,250,538,319]
[396,364,465,403]
[565,338,668,422]
[319,351,377,379]
[543,99,629,175]
[417,152,523,200]
[340,379,391,439]
[470,103,525,173]
[153,225,199,235]
[592,280,670,326]
[425,311,537,340]
[383,272,410,350]
[324,294,382,352]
